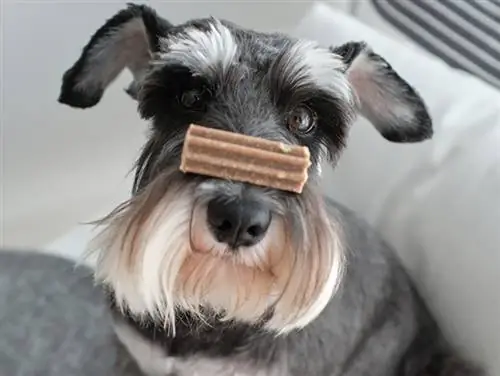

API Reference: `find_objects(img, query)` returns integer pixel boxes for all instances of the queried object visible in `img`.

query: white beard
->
[86,179,344,335]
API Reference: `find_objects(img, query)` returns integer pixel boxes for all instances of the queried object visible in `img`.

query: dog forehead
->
[156,18,342,79]
[157,18,288,71]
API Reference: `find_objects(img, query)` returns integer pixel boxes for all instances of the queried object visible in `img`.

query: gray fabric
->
[371,0,500,88]
[0,250,141,376]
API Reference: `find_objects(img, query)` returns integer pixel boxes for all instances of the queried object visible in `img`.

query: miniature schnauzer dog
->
[58,4,484,376]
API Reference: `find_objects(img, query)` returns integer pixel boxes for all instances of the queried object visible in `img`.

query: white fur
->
[267,206,344,334]
[90,179,344,336]
[139,195,192,326]
[90,190,194,331]
[159,19,237,75]
[284,219,343,331]
[287,40,354,105]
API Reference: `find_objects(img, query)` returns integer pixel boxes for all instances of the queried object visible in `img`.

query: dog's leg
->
[335,312,412,376]
[394,301,485,376]
[418,356,486,376]
[335,310,484,376]
[397,333,486,376]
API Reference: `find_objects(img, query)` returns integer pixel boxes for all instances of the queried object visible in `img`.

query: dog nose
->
[206,198,272,248]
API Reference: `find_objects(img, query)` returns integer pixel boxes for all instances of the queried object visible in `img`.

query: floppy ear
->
[332,42,433,143]
[58,3,172,109]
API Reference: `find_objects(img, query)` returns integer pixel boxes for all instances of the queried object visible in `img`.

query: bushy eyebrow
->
[156,19,238,78]
[267,40,353,108]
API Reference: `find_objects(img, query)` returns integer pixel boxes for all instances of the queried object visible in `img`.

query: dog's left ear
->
[58,4,172,109]
[332,42,433,143]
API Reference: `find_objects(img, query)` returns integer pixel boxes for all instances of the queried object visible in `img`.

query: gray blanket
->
[0,250,140,376]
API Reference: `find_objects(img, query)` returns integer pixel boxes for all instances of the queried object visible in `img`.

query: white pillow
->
[293,3,500,374]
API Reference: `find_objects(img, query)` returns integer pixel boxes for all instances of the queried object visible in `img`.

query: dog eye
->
[180,89,204,109]
[287,106,317,134]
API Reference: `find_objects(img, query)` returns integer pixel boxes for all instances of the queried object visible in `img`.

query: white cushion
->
[293,3,500,374]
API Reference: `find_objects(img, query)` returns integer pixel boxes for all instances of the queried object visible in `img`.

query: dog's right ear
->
[58,4,172,109]
[331,41,433,143]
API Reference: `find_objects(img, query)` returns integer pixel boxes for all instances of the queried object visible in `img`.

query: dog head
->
[59,4,432,334]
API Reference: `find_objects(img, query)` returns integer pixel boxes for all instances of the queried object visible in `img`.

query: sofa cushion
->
[293,3,500,374]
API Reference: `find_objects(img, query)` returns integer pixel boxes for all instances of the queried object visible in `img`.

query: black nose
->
[206,198,272,249]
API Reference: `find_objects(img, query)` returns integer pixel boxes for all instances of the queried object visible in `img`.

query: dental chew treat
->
[180,124,311,193]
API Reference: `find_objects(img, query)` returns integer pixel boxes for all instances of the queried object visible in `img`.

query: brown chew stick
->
[180,124,311,193]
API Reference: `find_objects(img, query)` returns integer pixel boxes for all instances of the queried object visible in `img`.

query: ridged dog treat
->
[180,124,311,193]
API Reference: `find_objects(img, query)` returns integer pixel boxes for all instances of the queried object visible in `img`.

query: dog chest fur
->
[114,320,286,376]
